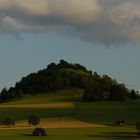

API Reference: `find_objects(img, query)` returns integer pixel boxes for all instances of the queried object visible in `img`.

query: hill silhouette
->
[0,59,139,102]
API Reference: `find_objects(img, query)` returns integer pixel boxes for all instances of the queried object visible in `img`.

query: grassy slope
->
[74,100,140,124]
[3,88,83,104]
[0,89,83,121]
[0,126,138,140]
[0,88,140,125]
[0,88,140,139]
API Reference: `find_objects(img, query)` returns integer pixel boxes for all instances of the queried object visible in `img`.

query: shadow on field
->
[88,132,140,139]
[19,134,32,136]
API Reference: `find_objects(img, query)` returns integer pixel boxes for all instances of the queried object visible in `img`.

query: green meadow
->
[0,127,139,140]
[0,89,140,139]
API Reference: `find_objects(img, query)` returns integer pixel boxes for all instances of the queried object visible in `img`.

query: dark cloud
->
[0,0,140,46]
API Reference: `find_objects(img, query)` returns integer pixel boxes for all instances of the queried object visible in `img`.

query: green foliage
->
[136,122,140,134]
[115,120,125,126]
[10,59,91,95]
[83,81,103,101]
[28,115,40,126]
[109,84,129,101]
[32,127,47,136]
[83,76,130,102]
[0,88,11,102]
[0,59,139,102]
[1,117,15,127]
[129,89,139,99]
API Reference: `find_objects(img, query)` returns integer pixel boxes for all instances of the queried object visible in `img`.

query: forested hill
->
[0,59,139,102]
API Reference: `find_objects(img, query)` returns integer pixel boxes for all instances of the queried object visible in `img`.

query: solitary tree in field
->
[32,127,47,136]
[136,122,140,134]
[2,117,15,127]
[28,115,40,126]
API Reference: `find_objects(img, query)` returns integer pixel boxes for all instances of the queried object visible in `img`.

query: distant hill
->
[0,59,139,102]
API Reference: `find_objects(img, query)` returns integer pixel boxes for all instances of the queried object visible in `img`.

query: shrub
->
[115,120,125,126]
[32,127,47,136]
[1,117,15,127]
[28,115,40,126]
[136,122,140,134]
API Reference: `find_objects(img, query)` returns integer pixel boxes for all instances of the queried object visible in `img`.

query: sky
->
[0,0,140,91]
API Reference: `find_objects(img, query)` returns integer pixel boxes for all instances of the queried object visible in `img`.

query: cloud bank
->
[0,0,140,45]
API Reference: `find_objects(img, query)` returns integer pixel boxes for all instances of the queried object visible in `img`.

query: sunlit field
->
[0,89,140,139]
[0,126,139,140]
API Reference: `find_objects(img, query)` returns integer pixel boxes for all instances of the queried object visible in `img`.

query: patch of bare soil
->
[0,103,74,109]
[0,118,106,130]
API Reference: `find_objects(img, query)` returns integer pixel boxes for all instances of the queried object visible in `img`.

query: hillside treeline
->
[0,60,139,102]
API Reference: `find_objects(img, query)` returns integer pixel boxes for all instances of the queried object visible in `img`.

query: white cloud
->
[0,0,140,46]
[14,0,48,17]
[48,0,101,23]
[103,0,140,44]
[0,0,48,17]
[0,16,21,35]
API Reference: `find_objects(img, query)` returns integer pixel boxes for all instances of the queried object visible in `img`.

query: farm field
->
[0,117,105,130]
[0,89,140,139]
[0,126,139,140]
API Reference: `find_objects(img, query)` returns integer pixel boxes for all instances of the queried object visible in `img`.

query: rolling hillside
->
[0,88,139,125]
[0,60,138,103]
[0,88,139,140]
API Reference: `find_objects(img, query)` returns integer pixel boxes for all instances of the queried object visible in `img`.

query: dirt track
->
[0,103,74,109]
[0,117,106,130]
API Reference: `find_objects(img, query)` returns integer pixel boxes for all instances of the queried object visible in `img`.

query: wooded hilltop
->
[0,59,139,102]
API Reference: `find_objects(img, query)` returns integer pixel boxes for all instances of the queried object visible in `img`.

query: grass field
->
[0,88,140,139]
[0,126,139,140]
[2,88,83,105]
[74,100,140,124]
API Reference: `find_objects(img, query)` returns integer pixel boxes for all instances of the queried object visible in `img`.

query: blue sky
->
[0,0,140,91]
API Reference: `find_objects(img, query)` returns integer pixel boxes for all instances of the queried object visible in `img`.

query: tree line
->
[0,59,139,102]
